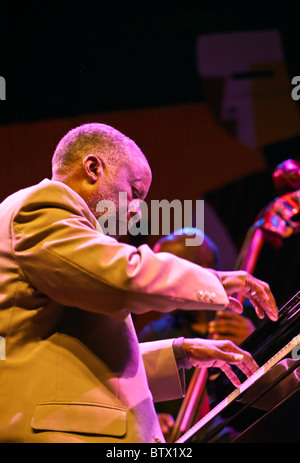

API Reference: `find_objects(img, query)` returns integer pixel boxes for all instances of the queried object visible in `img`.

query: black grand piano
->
[176,291,300,443]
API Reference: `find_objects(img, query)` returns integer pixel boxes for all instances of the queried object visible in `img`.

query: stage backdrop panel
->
[0,102,265,205]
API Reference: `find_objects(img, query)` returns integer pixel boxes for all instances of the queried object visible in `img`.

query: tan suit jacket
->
[0,179,228,443]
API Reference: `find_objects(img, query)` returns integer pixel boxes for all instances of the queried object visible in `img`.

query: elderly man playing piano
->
[0,123,278,443]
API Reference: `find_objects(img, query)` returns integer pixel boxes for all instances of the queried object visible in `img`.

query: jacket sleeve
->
[12,181,229,318]
[140,339,186,402]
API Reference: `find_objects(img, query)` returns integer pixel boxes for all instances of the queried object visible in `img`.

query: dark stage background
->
[1,2,300,328]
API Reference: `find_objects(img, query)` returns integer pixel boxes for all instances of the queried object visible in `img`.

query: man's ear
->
[82,155,104,183]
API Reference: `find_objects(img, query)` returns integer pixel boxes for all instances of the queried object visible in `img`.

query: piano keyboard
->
[176,333,300,443]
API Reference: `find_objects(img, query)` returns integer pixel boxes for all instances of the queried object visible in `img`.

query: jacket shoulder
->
[2,179,97,227]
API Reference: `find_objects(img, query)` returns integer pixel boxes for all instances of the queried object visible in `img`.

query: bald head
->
[51,123,152,234]
[153,228,220,270]
[52,122,144,179]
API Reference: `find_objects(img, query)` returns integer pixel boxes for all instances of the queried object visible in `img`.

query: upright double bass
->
[169,159,300,442]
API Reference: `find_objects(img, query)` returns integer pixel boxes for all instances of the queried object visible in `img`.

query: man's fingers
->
[242,275,278,321]
[216,347,258,373]
[235,352,259,377]
[226,296,243,314]
[208,311,256,339]
[246,284,278,321]
[158,413,174,433]
[183,338,259,388]
[220,364,241,388]
[220,271,278,322]
[212,350,257,388]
